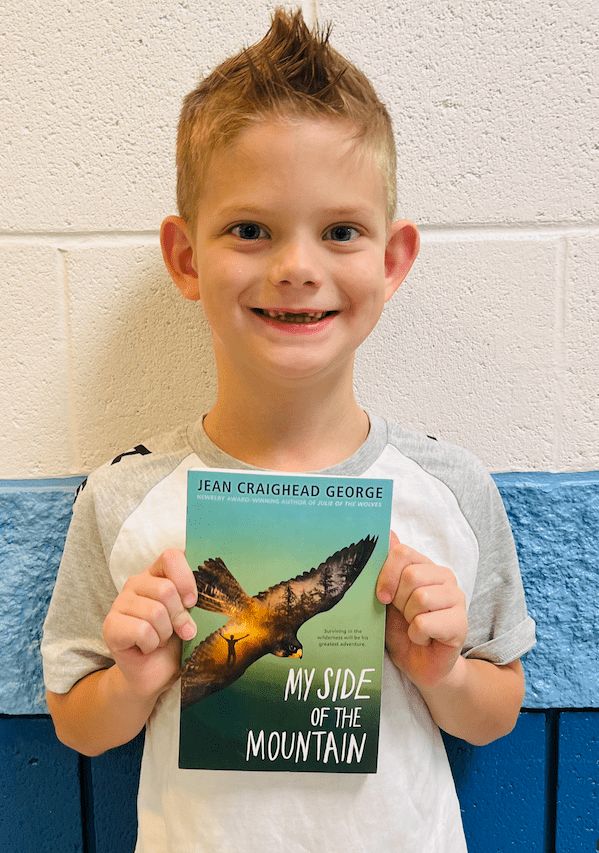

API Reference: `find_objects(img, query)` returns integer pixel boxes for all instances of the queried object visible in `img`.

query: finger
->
[396,564,461,618]
[146,549,198,639]
[124,571,196,643]
[149,549,198,608]
[376,532,434,605]
[376,532,408,604]
[104,611,163,657]
[402,581,464,627]
[114,588,173,644]
[113,586,196,647]
[406,607,468,649]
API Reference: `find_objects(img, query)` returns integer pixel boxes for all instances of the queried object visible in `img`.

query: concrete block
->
[562,234,599,471]
[0,479,81,713]
[444,712,546,850]
[556,712,599,851]
[318,0,598,225]
[0,245,71,477]
[64,243,216,472]
[496,473,599,709]
[1,0,274,232]
[355,237,557,472]
[0,716,83,852]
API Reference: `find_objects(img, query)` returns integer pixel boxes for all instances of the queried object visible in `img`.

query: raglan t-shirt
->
[42,413,536,853]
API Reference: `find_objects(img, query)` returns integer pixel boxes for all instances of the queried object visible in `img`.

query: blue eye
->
[324,225,360,242]
[230,223,268,240]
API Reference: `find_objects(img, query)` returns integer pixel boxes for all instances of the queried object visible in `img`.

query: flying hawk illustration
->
[180,535,378,710]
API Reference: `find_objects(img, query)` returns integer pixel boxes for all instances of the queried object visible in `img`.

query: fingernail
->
[180,621,197,641]
[377,588,392,604]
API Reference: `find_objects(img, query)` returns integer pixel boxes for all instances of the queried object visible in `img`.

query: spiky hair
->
[176,8,397,227]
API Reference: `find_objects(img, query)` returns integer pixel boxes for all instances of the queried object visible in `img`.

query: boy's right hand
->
[102,549,198,700]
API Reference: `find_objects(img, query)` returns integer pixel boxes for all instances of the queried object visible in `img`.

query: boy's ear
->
[384,220,420,303]
[160,216,200,301]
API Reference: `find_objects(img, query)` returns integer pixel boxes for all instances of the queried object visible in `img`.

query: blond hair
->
[176,8,397,226]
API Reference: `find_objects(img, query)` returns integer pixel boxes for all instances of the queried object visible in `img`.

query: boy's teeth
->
[263,310,328,322]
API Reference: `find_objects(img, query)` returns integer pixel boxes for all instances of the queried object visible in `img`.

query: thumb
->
[377,530,402,604]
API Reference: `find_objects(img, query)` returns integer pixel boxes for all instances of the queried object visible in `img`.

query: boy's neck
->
[203,375,370,472]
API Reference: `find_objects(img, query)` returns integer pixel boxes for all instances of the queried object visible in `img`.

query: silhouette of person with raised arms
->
[219,631,249,666]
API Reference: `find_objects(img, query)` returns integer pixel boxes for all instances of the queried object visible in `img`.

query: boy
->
[42,9,535,852]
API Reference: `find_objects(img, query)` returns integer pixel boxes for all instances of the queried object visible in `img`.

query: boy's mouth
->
[253,309,337,324]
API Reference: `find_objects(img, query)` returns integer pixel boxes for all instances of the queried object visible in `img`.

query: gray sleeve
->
[386,424,536,665]
[41,479,118,693]
[459,467,536,664]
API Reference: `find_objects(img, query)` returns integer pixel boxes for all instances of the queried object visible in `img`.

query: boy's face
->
[164,117,418,388]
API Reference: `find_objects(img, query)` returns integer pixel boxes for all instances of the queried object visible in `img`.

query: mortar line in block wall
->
[544,709,559,853]
[552,237,568,470]
[79,753,97,853]
[0,231,161,247]
[57,248,80,474]
[420,222,599,242]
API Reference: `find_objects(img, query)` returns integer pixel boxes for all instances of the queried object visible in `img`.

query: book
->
[179,469,393,773]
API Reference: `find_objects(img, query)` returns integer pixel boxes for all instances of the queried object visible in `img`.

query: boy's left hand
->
[376,532,468,690]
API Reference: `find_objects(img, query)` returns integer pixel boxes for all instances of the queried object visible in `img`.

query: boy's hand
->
[376,532,468,690]
[102,549,198,699]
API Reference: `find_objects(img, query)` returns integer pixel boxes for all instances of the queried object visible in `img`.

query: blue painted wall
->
[495,472,599,709]
[1,473,598,851]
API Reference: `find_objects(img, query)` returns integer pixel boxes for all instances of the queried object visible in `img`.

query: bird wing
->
[181,538,378,710]
[255,535,378,631]
[193,557,253,619]
[180,614,270,710]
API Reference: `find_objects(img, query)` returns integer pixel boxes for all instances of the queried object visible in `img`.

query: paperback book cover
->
[179,469,392,773]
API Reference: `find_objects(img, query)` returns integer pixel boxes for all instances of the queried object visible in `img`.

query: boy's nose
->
[267,239,322,288]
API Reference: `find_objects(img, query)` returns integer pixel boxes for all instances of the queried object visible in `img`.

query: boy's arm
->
[377,533,525,746]
[47,666,162,757]
[46,549,198,757]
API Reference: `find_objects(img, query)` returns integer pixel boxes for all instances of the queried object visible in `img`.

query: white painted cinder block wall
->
[1,0,597,477]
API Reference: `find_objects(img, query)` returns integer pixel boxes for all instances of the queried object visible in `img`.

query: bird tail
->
[193,557,251,617]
